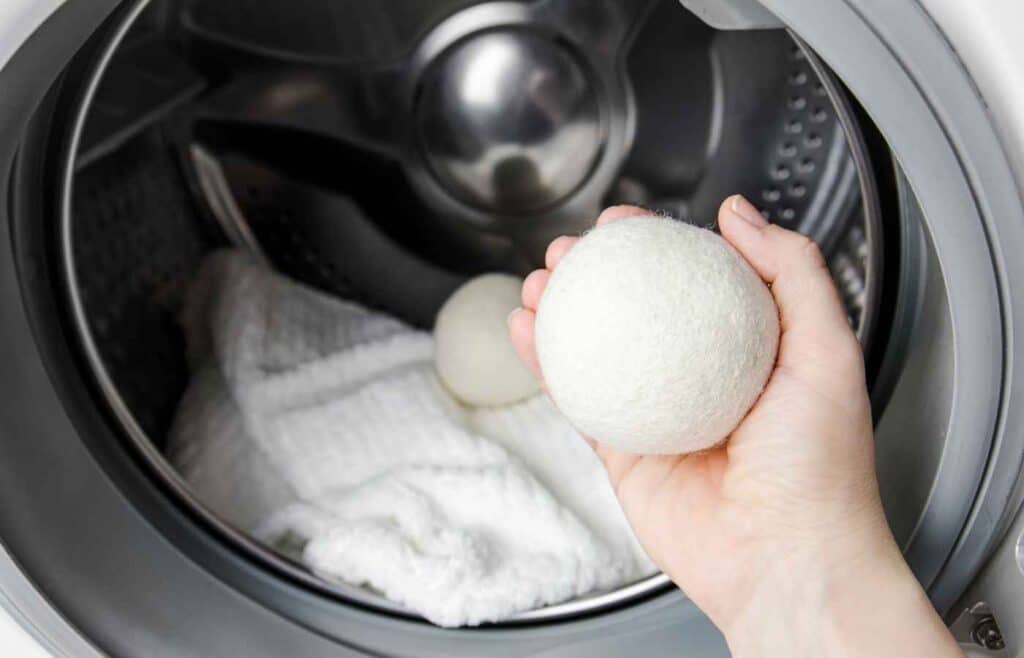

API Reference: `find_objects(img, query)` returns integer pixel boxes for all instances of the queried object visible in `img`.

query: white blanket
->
[167,251,654,626]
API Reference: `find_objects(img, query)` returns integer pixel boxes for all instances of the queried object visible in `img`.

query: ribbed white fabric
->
[167,251,653,626]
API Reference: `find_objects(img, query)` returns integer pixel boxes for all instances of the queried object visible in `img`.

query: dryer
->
[0,0,1022,655]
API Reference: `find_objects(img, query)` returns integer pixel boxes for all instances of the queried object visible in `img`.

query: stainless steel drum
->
[63,0,880,625]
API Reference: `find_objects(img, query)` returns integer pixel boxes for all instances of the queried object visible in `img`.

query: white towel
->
[167,250,654,626]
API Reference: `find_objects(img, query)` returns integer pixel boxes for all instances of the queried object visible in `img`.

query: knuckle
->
[766,226,823,262]
[794,235,825,266]
[769,227,829,281]
[783,234,828,273]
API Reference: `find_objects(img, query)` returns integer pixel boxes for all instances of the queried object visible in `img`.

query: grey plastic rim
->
[761,0,1024,610]
[57,0,882,626]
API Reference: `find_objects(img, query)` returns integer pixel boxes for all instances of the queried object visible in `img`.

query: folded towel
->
[167,250,654,626]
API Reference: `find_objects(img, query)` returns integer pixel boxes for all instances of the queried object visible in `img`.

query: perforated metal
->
[71,131,210,446]
[759,44,842,229]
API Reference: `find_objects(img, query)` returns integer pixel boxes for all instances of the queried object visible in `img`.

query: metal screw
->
[972,616,1006,651]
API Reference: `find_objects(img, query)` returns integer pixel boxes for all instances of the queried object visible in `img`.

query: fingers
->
[596,204,651,226]
[529,206,654,307]
[717,194,864,377]
[521,269,549,311]
[546,205,650,267]
[511,204,658,388]
[545,236,578,270]
[507,308,543,381]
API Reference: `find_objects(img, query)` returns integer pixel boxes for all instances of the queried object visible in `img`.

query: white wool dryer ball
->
[535,216,780,455]
[434,273,540,407]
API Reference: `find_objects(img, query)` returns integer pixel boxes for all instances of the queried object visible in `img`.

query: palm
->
[598,359,874,615]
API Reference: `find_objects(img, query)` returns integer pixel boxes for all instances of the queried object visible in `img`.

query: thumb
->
[717,195,866,399]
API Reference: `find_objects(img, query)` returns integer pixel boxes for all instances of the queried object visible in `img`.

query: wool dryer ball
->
[535,216,780,455]
[435,273,540,407]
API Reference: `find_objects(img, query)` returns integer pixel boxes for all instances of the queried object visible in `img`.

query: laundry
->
[166,250,654,627]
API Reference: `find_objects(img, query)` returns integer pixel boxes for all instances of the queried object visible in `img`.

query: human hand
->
[509,196,964,657]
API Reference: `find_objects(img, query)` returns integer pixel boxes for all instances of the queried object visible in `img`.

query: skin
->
[508,195,965,657]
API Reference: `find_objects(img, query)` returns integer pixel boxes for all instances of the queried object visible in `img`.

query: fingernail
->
[507,308,520,325]
[729,195,769,228]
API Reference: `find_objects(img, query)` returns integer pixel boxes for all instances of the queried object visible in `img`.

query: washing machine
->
[0,0,1022,655]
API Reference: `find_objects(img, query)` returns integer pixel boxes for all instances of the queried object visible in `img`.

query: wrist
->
[722,530,962,658]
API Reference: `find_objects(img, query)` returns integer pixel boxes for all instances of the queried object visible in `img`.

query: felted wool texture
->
[167,250,654,627]
[433,273,540,407]
[534,216,780,455]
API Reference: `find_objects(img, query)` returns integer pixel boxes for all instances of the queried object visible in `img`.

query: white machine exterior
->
[921,1,1024,653]
[0,0,62,73]
[922,0,1024,196]
[0,605,48,658]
